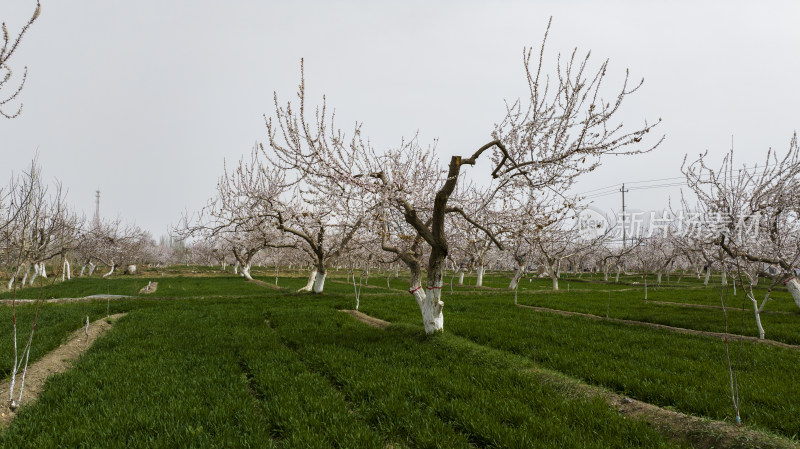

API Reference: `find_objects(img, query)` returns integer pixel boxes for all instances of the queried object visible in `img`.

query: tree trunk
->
[475,266,485,287]
[88,262,97,276]
[39,262,47,279]
[458,271,464,285]
[313,268,327,293]
[29,263,40,285]
[704,267,711,285]
[297,268,317,292]
[509,260,525,290]
[418,252,445,334]
[785,277,800,309]
[721,267,728,285]
[758,290,772,312]
[102,264,116,278]
[62,259,71,281]
[420,288,444,333]
[656,272,662,285]
[746,290,766,339]
[240,263,253,281]
[615,266,621,283]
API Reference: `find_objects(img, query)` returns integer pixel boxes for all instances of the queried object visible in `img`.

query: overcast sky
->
[2,0,799,237]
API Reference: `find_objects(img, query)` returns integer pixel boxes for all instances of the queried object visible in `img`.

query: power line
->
[576,164,775,199]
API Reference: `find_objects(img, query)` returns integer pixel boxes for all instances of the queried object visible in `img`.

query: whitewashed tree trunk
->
[39,262,47,279]
[458,271,464,285]
[420,288,444,333]
[102,264,115,278]
[656,272,662,285]
[21,264,30,286]
[234,261,239,275]
[297,268,317,292]
[721,267,728,285]
[313,270,327,293]
[62,259,71,281]
[353,276,362,310]
[545,263,559,291]
[615,266,621,283]
[746,289,766,339]
[29,263,40,285]
[509,260,525,290]
[79,265,86,277]
[475,266,485,287]
[704,267,711,285]
[88,262,97,276]
[758,290,772,312]
[7,264,25,290]
[415,255,446,334]
[785,277,800,309]
[240,263,253,281]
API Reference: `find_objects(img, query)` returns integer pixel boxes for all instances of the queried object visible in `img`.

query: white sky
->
[1,0,798,236]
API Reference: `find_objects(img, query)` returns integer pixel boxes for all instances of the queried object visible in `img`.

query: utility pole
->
[620,183,628,249]
[94,189,100,227]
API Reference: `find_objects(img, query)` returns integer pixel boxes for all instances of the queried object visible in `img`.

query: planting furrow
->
[0,313,126,427]
[520,366,799,449]
[645,300,797,315]
[515,303,800,351]
[339,310,390,329]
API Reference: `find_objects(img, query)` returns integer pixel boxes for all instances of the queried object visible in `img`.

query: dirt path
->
[246,279,281,290]
[0,313,127,426]
[525,366,798,449]
[139,281,158,294]
[516,304,800,351]
[339,310,390,329]
[645,299,797,315]
[0,295,132,305]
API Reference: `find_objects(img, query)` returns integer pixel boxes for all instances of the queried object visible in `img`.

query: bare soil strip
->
[0,295,132,305]
[246,279,281,290]
[525,366,798,449]
[516,304,800,351]
[339,310,390,329]
[645,299,796,315]
[0,313,127,427]
[138,281,158,294]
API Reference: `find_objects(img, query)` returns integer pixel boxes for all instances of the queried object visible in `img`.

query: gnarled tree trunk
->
[297,268,317,292]
[509,257,525,290]
[313,268,327,293]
